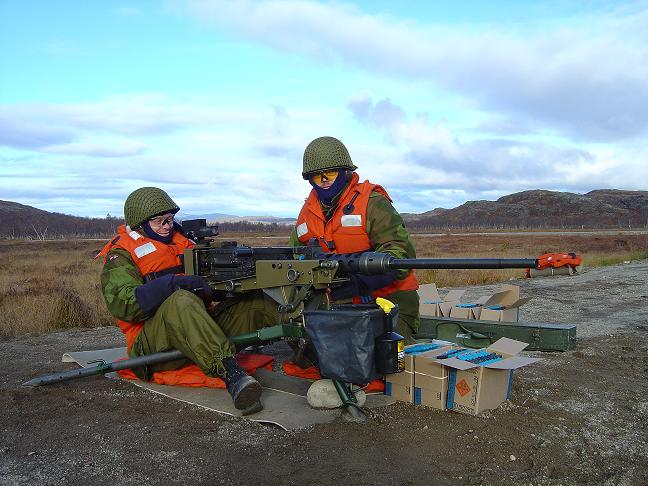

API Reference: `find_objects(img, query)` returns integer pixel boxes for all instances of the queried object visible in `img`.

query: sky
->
[1,0,647,218]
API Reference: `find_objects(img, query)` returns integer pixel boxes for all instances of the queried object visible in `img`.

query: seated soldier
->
[290,136,420,341]
[98,187,278,414]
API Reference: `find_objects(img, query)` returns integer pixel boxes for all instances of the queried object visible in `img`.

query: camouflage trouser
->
[130,290,279,378]
[386,289,420,343]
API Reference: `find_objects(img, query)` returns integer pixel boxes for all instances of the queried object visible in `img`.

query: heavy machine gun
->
[183,237,537,324]
[178,222,537,418]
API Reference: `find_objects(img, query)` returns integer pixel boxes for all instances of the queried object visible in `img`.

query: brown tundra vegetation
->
[1,231,647,337]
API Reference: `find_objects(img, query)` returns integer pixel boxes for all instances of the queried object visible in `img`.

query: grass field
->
[1,231,647,337]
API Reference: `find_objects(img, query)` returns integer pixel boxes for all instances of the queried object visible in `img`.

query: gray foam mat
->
[62,347,395,430]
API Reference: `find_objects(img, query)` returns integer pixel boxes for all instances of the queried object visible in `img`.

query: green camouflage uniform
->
[101,248,279,377]
[290,190,420,341]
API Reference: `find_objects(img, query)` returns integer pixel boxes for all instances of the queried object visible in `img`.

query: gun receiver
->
[180,220,538,286]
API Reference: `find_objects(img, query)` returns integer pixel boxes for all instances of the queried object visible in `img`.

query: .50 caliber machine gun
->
[185,238,537,320]
[179,221,537,418]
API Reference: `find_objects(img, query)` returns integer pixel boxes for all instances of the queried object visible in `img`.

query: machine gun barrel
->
[334,252,539,275]
[389,257,538,270]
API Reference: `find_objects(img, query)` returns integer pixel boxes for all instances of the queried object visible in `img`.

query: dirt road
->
[1,260,647,485]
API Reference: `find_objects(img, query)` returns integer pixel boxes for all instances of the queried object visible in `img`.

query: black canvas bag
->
[303,305,387,384]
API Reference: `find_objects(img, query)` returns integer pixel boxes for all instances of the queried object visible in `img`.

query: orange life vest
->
[97,225,194,351]
[525,252,582,278]
[282,362,385,392]
[295,173,418,298]
[97,226,275,388]
[535,252,582,270]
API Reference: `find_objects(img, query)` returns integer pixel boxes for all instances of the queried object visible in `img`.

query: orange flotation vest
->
[526,252,582,278]
[282,362,385,392]
[97,225,194,351]
[295,173,418,299]
[97,225,273,388]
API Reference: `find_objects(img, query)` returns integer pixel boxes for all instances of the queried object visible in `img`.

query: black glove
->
[330,272,397,301]
[172,275,210,293]
[135,274,175,314]
[135,275,213,315]
[172,275,214,303]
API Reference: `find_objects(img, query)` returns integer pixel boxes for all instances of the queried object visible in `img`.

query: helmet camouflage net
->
[123,187,179,228]
[302,136,357,179]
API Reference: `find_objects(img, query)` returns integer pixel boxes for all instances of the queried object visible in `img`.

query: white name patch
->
[296,222,309,238]
[341,214,362,227]
[128,230,143,241]
[134,242,157,258]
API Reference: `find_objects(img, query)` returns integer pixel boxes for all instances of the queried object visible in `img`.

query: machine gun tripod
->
[181,235,538,420]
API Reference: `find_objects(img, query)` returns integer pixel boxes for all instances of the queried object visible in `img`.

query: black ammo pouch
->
[303,304,390,384]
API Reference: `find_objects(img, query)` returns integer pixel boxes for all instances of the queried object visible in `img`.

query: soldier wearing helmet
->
[97,187,278,414]
[291,137,420,340]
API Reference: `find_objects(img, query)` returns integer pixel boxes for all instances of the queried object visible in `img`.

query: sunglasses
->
[310,170,339,185]
[149,214,174,227]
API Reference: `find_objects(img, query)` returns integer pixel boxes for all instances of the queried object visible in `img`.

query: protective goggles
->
[148,214,175,227]
[310,170,339,184]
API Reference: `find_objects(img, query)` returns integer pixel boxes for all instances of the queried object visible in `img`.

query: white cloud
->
[42,140,148,158]
[2,90,646,218]
[0,94,264,139]
[181,0,648,141]
[341,94,647,213]
[0,95,331,216]
[0,118,74,149]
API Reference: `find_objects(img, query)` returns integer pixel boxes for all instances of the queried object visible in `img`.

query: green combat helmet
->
[124,187,180,228]
[302,136,357,179]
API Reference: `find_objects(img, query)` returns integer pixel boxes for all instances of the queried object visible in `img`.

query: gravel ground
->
[1,260,647,485]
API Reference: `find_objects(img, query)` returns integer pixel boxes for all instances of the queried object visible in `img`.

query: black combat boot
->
[222,357,263,414]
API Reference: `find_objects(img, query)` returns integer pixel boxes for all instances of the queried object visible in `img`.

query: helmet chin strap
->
[309,169,348,204]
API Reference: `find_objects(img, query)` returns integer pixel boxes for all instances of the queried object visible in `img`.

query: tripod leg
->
[332,379,367,422]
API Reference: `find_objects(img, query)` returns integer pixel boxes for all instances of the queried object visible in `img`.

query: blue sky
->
[1,0,647,218]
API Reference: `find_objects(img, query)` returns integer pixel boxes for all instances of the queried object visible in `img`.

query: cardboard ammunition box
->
[403,341,453,373]
[410,345,461,410]
[412,346,455,378]
[418,284,465,317]
[478,284,532,322]
[448,302,483,320]
[413,373,448,410]
[427,337,541,415]
[449,284,530,321]
[403,344,417,372]
[384,371,414,402]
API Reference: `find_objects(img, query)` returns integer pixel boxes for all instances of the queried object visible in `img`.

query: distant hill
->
[0,201,292,239]
[403,189,648,229]
[179,212,296,226]
[176,211,236,222]
[0,200,123,239]
[2,189,648,239]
